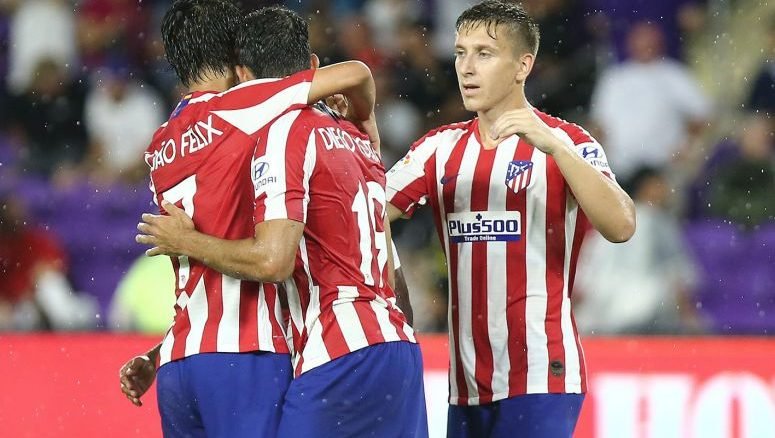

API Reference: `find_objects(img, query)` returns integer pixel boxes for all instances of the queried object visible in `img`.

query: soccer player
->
[118,1,383,436]
[385,1,636,437]
[135,6,427,438]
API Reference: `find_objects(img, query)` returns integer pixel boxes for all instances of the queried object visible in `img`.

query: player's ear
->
[235,65,254,83]
[515,52,534,83]
[310,53,320,70]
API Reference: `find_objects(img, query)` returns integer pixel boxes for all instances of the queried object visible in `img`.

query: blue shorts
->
[447,393,584,438]
[156,352,292,438]
[277,341,429,438]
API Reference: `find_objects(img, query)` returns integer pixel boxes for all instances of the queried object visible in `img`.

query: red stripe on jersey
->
[265,284,288,352]
[291,255,312,354]
[390,180,429,217]
[320,310,350,361]
[390,308,411,342]
[200,270,224,352]
[239,281,260,351]
[506,140,533,396]
[470,148,497,404]
[170,307,191,361]
[441,131,471,404]
[544,157,567,393]
[354,299,386,345]
[216,69,314,111]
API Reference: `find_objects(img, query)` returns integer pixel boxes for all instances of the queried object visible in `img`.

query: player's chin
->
[461,99,483,113]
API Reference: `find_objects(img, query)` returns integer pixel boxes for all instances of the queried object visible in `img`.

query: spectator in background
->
[373,69,422,166]
[84,61,164,183]
[0,193,98,331]
[76,0,151,71]
[522,0,598,119]
[586,0,707,62]
[591,21,712,180]
[704,114,775,228]
[108,254,175,334]
[746,15,775,115]
[336,15,387,70]
[392,19,457,130]
[7,0,76,93]
[5,58,89,177]
[574,166,702,334]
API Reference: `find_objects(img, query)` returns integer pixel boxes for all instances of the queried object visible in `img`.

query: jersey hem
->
[448,387,586,406]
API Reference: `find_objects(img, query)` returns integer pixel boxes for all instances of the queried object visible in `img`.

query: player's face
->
[454,24,525,114]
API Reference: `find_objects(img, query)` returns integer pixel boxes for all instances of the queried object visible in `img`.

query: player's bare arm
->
[310,61,380,152]
[394,267,414,326]
[387,203,408,222]
[489,108,636,243]
[119,343,160,407]
[137,201,303,282]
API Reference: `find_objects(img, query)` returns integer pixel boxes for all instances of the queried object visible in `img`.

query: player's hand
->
[353,112,381,155]
[489,108,566,155]
[119,355,156,407]
[136,201,195,257]
[324,94,349,117]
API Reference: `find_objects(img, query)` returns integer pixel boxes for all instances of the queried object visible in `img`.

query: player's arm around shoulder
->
[136,201,303,282]
[490,108,635,243]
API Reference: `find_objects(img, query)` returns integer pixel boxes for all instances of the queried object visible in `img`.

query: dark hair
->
[237,7,311,78]
[161,0,242,87]
[456,0,540,56]
[624,165,663,197]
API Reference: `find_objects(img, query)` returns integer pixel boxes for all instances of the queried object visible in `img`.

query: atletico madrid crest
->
[505,160,533,194]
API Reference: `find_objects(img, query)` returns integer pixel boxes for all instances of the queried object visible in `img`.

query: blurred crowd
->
[0,0,774,336]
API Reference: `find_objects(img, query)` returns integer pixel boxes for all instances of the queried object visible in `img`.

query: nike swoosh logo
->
[440,174,459,185]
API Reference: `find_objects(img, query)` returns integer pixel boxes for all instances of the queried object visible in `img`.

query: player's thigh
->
[446,404,497,438]
[490,393,585,438]
[186,352,293,438]
[278,341,428,438]
[156,360,206,438]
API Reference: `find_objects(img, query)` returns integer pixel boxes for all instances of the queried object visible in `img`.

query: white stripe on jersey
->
[299,284,327,373]
[370,295,402,343]
[525,149,550,394]
[333,286,370,351]
[385,130,445,203]
[159,324,175,365]
[433,130,464,402]
[256,283,275,352]
[189,92,216,104]
[184,277,209,356]
[455,135,483,404]
[211,83,310,135]
[296,236,329,373]
[301,133,317,222]
[562,199,583,392]
[486,137,520,399]
[261,110,302,220]
[217,275,241,351]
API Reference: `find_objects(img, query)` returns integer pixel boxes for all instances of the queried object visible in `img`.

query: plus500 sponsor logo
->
[447,211,521,243]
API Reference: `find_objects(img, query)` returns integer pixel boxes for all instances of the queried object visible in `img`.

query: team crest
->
[505,160,533,194]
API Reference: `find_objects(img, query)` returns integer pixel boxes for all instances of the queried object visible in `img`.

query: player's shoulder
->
[533,109,597,146]
[411,119,474,150]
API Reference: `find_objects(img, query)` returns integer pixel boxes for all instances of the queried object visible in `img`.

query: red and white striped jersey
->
[251,104,416,377]
[386,109,614,405]
[145,70,314,367]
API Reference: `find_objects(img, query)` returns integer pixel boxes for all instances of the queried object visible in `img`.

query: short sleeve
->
[552,123,616,180]
[252,110,314,224]
[212,69,314,136]
[385,132,439,217]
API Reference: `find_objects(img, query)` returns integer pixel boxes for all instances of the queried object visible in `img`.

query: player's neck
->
[186,75,233,94]
[477,93,529,149]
